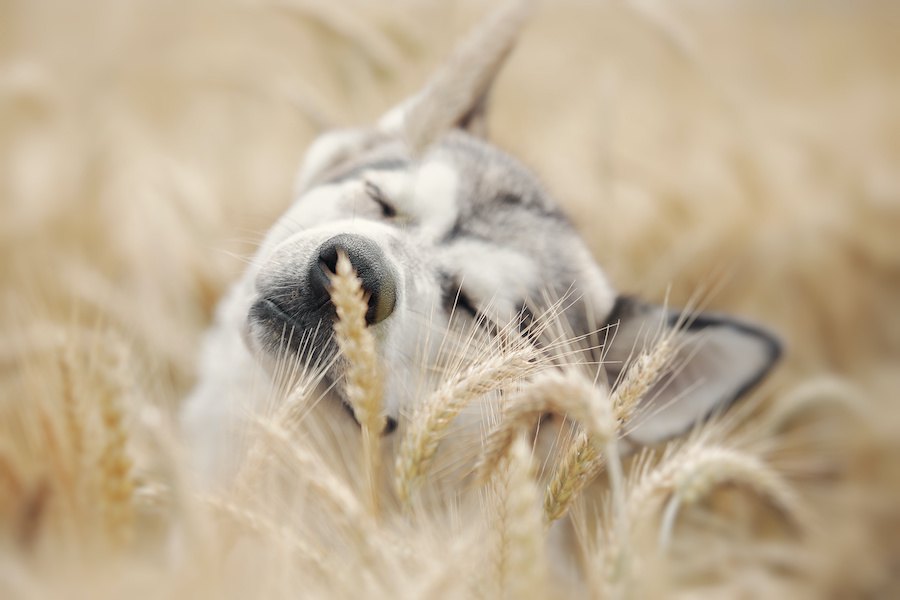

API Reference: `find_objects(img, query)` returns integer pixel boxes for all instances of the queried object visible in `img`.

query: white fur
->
[410,160,459,238]
[443,239,537,323]
[293,129,364,192]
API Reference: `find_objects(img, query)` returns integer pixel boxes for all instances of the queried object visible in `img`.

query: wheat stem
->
[475,369,611,484]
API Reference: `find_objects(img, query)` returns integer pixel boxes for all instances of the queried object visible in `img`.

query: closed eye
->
[441,277,504,338]
[455,289,480,320]
[364,181,397,218]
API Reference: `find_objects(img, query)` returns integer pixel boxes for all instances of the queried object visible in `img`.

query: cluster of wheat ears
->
[0,252,867,599]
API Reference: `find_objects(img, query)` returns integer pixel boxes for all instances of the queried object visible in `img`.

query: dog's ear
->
[379,0,532,151]
[297,1,530,190]
[601,296,782,445]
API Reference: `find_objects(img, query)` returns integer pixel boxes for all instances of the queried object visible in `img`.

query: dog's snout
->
[310,233,397,325]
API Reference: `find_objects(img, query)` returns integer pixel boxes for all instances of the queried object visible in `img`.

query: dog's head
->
[243,0,780,445]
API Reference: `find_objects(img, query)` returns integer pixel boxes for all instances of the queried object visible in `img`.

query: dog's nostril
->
[342,401,398,436]
[308,233,397,325]
[383,416,398,435]
[318,244,339,277]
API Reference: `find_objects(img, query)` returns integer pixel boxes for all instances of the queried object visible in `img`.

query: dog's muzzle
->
[250,233,397,341]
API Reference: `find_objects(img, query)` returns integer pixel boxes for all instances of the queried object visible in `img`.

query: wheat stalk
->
[0,446,24,498]
[474,369,612,484]
[95,351,135,547]
[57,344,85,481]
[655,446,811,549]
[543,337,675,524]
[203,495,328,573]
[492,435,547,600]
[395,339,538,506]
[612,336,674,426]
[543,431,601,524]
[232,378,318,496]
[249,415,373,537]
[328,251,385,517]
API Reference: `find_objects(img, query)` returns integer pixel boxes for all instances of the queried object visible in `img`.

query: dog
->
[181,0,780,484]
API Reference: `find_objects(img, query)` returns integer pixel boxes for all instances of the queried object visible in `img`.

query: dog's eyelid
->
[364,180,397,218]
[455,288,480,318]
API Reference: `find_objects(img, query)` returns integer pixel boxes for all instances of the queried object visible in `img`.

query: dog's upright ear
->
[601,296,782,445]
[296,0,531,191]
[378,0,533,150]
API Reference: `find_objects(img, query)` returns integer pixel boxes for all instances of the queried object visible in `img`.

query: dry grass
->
[1,0,899,597]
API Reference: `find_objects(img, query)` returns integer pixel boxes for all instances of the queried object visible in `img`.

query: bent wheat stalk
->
[655,446,811,549]
[544,337,675,523]
[474,369,612,485]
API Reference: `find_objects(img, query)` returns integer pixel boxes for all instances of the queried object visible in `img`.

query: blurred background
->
[1,0,898,595]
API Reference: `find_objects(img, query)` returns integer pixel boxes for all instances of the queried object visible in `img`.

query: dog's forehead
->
[317,131,570,229]
[285,129,600,304]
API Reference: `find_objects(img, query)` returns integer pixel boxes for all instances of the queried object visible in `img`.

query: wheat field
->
[1,0,899,598]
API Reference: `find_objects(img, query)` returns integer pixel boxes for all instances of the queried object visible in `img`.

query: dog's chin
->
[244,301,402,436]
[243,299,327,372]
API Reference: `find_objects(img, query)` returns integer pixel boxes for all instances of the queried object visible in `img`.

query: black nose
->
[308,233,397,325]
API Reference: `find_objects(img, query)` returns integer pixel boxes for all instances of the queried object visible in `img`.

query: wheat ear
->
[395,340,537,505]
[328,251,385,517]
[58,344,85,482]
[474,369,612,484]
[96,356,135,547]
[493,435,546,600]
[612,336,674,425]
[543,432,601,524]
[655,446,811,549]
[543,337,675,523]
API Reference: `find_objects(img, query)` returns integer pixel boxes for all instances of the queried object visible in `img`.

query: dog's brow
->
[326,158,410,184]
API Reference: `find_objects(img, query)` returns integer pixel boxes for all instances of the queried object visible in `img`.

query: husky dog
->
[182,0,780,482]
